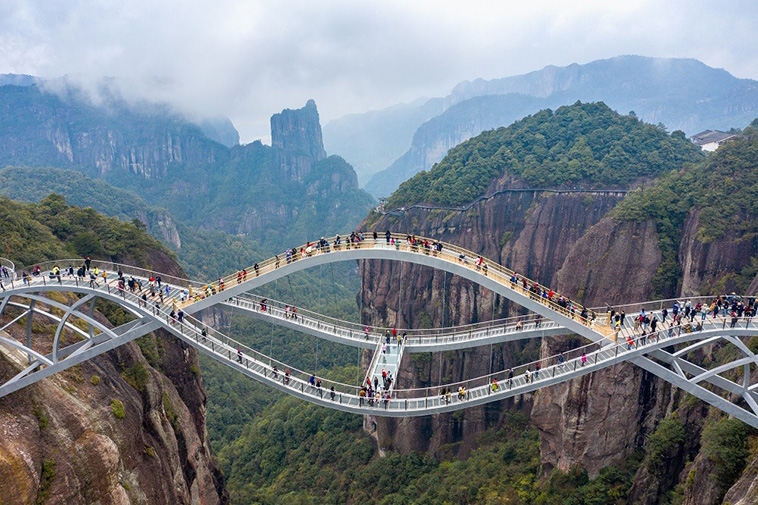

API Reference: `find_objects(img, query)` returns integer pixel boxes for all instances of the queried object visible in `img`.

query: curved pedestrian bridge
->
[0,235,757,427]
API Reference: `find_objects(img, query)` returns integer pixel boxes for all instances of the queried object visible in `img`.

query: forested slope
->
[387,102,702,208]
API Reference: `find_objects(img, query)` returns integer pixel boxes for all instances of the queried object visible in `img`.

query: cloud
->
[0,0,756,141]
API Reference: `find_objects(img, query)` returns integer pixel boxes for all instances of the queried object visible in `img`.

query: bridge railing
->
[385,233,598,328]
[231,292,552,342]
[0,273,600,404]
[207,233,599,333]
[591,295,754,320]
[391,313,758,400]
[3,276,758,413]
[6,271,364,397]
[14,259,201,291]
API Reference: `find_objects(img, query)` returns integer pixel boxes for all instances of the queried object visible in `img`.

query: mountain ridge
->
[0,86,375,250]
[323,55,757,196]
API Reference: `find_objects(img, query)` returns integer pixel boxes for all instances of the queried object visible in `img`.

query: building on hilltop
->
[690,129,743,152]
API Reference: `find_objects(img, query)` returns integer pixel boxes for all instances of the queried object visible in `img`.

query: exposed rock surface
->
[0,334,227,505]
[360,190,628,457]
[0,88,374,251]
[679,209,758,296]
[0,254,228,504]
[0,85,229,179]
[271,99,327,163]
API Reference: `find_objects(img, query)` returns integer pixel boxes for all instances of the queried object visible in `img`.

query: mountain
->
[0,196,228,504]
[0,84,375,250]
[385,102,703,208]
[322,56,758,196]
[366,93,553,197]
[0,83,231,179]
[353,113,758,504]
[0,166,274,281]
[0,73,38,87]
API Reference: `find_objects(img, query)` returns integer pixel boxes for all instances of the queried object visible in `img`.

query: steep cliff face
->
[531,216,668,476]
[0,89,374,252]
[0,330,227,505]
[360,190,627,454]
[271,99,327,163]
[679,209,758,296]
[0,84,229,179]
[270,100,327,183]
[206,104,373,246]
[0,328,227,505]
[358,126,758,501]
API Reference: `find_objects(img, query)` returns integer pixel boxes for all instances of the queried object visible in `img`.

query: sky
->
[1,0,756,142]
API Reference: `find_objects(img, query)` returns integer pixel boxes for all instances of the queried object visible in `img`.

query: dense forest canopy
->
[0,193,174,268]
[387,102,703,208]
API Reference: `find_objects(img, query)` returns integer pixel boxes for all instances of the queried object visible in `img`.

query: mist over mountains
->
[323,56,758,196]
[0,81,373,252]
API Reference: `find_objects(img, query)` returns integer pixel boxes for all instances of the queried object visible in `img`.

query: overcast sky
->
[1,0,756,142]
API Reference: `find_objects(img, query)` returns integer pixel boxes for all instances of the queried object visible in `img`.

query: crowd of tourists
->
[607,294,756,338]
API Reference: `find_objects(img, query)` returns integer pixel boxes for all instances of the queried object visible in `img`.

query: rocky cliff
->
[358,128,758,502]
[0,86,374,252]
[271,99,327,162]
[0,84,230,179]
[0,199,228,504]
[0,329,228,505]
[360,190,628,457]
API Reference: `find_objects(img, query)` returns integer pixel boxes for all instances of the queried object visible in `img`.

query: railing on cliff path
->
[376,188,630,217]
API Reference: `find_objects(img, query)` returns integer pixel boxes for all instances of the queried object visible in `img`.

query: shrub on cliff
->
[1,193,175,268]
[701,417,752,499]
